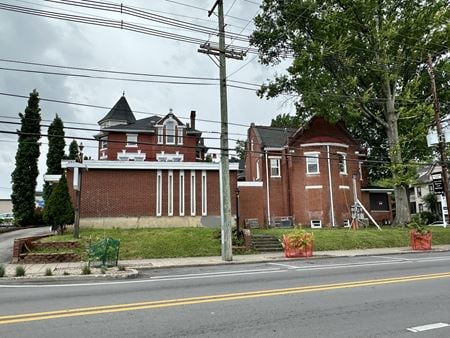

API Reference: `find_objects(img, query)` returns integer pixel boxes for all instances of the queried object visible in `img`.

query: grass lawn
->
[39,226,450,259]
[253,227,450,251]
[41,228,221,259]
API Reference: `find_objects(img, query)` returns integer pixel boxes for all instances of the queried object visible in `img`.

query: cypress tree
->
[68,139,79,160]
[43,175,74,234]
[43,114,66,202]
[11,90,42,226]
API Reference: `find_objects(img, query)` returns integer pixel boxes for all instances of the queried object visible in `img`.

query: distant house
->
[238,117,393,228]
[64,95,238,228]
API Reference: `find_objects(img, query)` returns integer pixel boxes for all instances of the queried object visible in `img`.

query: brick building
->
[238,117,392,228]
[64,95,237,228]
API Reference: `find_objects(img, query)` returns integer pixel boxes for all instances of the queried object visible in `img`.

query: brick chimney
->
[190,110,196,130]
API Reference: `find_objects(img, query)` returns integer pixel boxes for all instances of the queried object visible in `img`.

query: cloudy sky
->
[0,0,293,199]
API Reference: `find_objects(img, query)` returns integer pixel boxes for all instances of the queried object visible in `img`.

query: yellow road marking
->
[1,271,450,325]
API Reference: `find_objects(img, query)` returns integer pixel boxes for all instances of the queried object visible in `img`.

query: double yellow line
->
[2,271,450,325]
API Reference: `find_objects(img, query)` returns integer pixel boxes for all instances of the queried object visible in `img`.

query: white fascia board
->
[43,174,62,182]
[238,181,263,187]
[300,142,349,148]
[62,160,239,171]
[264,147,284,151]
[361,188,395,193]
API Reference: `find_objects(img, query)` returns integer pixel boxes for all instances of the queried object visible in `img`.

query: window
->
[168,171,173,216]
[156,170,162,216]
[190,171,196,216]
[256,159,260,180]
[165,120,176,144]
[201,171,207,216]
[358,162,363,181]
[270,158,281,177]
[418,203,424,212]
[338,153,347,174]
[100,137,108,149]
[310,220,322,228]
[429,184,434,193]
[126,134,137,147]
[157,127,163,144]
[369,193,389,211]
[305,152,319,174]
[178,127,183,145]
[179,171,185,216]
[416,186,422,197]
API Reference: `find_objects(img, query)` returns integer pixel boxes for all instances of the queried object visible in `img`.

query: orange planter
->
[282,236,313,258]
[410,230,432,250]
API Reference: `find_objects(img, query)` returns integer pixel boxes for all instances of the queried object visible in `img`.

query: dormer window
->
[126,134,138,147]
[165,120,176,144]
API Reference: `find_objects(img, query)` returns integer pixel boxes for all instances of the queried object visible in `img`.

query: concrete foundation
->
[80,216,221,228]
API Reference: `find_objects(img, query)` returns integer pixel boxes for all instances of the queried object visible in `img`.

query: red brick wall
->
[238,185,265,227]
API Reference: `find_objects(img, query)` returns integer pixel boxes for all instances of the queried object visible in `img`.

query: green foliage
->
[45,268,53,276]
[43,175,74,234]
[81,265,91,275]
[423,193,439,216]
[0,264,4,278]
[235,139,246,161]
[43,114,66,201]
[407,215,430,235]
[270,113,301,128]
[11,90,42,226]
[418,211,438,225]
[15,266,25,277]
[68,140,79,160]
[282,230,314,248]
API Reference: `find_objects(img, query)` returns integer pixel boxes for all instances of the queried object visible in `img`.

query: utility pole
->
[198,1,245,261]
[427,54,450,221]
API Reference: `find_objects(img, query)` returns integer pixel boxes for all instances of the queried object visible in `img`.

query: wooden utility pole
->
[198,1,245,261]
[427,54,450,220]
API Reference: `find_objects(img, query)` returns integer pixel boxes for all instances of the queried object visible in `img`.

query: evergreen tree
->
[43,175,74,235]
[11,90,42,226]
[68,139,79,160]
[43,114,65,201]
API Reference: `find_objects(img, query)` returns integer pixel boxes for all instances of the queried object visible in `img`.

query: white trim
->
[327,145,336,227]
[268,155,282,159]
[337,152,347,175]
[305,185,323,189]
[265,151,271,224]
[43,174,61,183]
[201,170,207,216]
[190,170,196,216]
[168,170,173,216]
[179,170,185,216]
[301,142,349,148]
[165,118,176,145]
[156,151,184,162]
[63,160,239,171]
[310,220,322,229]
[238,181,263,187]
[264,147,284,151]
[157,127,163,144]
[116,151,146,161]
[305,152,320,174]
[177,126,184,145]
[126,133,138,147]
[156,170,162,217]
[361,188,395,193]
[339,185,350,189]
[270,158,281,177]
[256,159,260,180]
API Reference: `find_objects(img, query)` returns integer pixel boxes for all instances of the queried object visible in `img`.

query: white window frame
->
[358,161,363,181]
[256,159,260,180]
[269,157,281,177]
[177,126,184,145]
[156,170,162,217]
[126,133,138,147]
[168,170,173,216]
[310,219,322,229]
[100,137,108,150]
[201,170,207,216]
[179,170,185,216]
[190,170,196,216]
[165,119,176,145]
[338,152,347,175]
[305,152,320,174]
[157,126,163,144]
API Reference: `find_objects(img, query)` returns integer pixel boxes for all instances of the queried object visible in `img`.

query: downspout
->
[285,146,292,217]
[265,150,271,226]
[327,145,336,227]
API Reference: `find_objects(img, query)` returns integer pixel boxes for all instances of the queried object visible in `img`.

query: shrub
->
[63,271,70,276]
[15,266,26,277]
[418,211,438,225]
[45,268,53,276]
[118,264,126,271]
[100,267,107,274]
[0,264,5,277]
[43,175,74,235]
[282,230,314,248]
[81,265,91,275]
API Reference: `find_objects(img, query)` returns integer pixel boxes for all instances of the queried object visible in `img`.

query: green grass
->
[41,228,222,259]
[253,227,450,251]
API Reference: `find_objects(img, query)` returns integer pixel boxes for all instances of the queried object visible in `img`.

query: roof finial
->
[122,91,125,97]
[169,108,173,114]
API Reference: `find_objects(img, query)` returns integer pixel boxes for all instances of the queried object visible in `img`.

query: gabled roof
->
[101,116,160,133]
[98,96,136,125]
[253,126,296,148]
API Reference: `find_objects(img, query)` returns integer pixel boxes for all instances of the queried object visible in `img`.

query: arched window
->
[165,120,176,144]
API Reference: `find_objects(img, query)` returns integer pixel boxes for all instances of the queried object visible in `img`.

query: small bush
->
[118,264,126,271]
[0,264,5,277]
[15,266,26,277]
[45,268,53,276]
[81,265,91,275]
[100,267,107,274]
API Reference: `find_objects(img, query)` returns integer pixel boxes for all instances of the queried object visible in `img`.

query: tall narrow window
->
[178,127,183,145]
[305,152,319,174]
[157,127,163,144]
[190,170,196,216]
[270,158,281,177]
[358,161,363,181]
[156,170,162,216]
[338,153,347,174]
[256,159,260,180]
[168,170,173,216]
[179,170,185,216]
[100,137,108,149]
[165,120,175,144]
[201,171,207,216]
[126,134,137,147]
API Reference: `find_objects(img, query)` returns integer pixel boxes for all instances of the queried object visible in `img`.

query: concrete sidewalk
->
[1,245,450,280]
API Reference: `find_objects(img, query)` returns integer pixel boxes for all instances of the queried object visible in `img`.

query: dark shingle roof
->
[98,96,136,125]
[254,126,296,148]
[102,116,160,132]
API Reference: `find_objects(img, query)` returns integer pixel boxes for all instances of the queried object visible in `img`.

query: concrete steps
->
[252,235,283,252]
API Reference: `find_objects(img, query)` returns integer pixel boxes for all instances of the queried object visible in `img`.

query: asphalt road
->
[2,251,450,337]
[0,227,50,263]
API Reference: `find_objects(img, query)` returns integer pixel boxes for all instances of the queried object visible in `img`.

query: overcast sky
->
[0,0,293,199]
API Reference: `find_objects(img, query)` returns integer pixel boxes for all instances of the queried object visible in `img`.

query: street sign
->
[433,178,444,193]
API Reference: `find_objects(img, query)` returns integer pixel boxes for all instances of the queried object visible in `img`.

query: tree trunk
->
[386,109,411,226]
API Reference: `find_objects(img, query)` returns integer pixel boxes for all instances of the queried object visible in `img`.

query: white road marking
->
[371,255,411,261]
[151,267,282,279]
[267,262,300,269]
[407,322,449,332]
